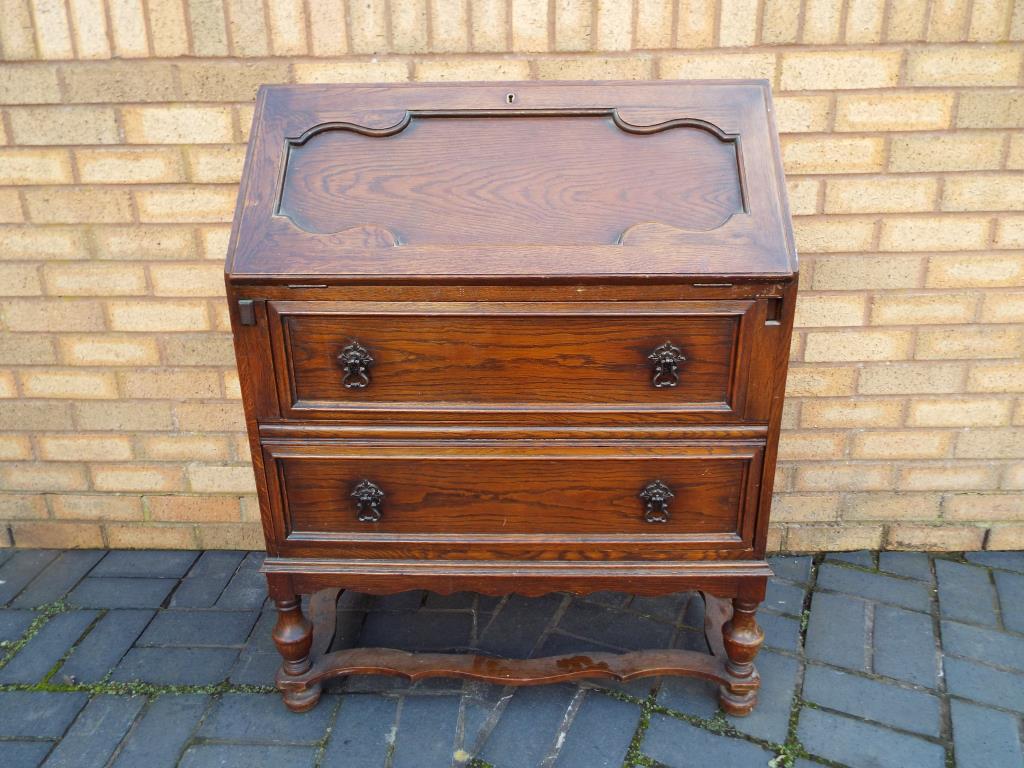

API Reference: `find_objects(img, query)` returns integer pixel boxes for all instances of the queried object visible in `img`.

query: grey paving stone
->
[215,552,267,610]
[0,550,59,605]
[879,551,932,581]
[169,551,246,609]
[951,698,1024,768]
[994,570,1024,634]
[68,577,175,609]
[0,741,54,768]
[0,609,36,643]
[552,692,641,768]
[390,695,461,768]
[479,685,577,768]
[0,692,90,739]
[321,694,398,766]
[817,564,931,612]
[628,592,692,622]
[58,610,153,684]
[110,694,210,768]
[965,551,1024,573]
[372,590,426,611]
[827,550,874,568]
[760,609,801,652]
[583,591,630,608]
[726,650,800,743]
[91,550,198,579]
[228,649,279,686]
[945,656,1024,713]
[477,594,564,657]
[112,647,238,685]
[138,609,259,647]
[936,559,998,626]
[655,675,718,719]
[0,610,98,684]
[769,555,812,584]
[359,610,473,653]
[642,714,777,768]
[11,550,105,608]
[423,590,476,610]
[874,604,938,687]
[942,619,1024,672]
[805,592,867,671]
[764,579,806,617]
[40,694,144,768]
[460,686,507,755]
[555,600,674,651]
[803,664,941,737]
[798,707,946,768]
[199,693,334,743]
[178,744,316,768]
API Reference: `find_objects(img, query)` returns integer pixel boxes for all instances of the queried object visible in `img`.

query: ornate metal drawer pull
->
[639,480,674,524]
[352,479,385,522]
[338,340,374,389]
[648,341,685,388]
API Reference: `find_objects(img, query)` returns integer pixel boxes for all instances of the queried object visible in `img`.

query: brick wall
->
[0,1,1022,552]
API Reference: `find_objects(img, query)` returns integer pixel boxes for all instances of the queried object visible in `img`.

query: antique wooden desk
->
[226,81,797,714]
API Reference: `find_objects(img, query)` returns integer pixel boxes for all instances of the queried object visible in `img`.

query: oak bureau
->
[225,81,798,714]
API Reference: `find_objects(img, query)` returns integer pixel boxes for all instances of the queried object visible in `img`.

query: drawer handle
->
[648,341,686,388]
[639,480,674,524]
[352,479,385,522]
[338,340,374,389]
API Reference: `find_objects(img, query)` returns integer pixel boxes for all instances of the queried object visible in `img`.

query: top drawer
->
[265,300,766,421]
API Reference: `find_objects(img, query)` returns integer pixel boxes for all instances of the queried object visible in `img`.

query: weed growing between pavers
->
[0,599,70,670]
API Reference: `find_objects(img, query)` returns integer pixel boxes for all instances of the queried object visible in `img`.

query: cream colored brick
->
[926,254,1024,288]
[149,263,226,297]
[943,174,1024,212]
[0,227,87,262]
[677,0,715,47]
[956,428,1024,458]
[981,293,1024,323]
[777,431,846,460]
[209,302,232,332]
[879,216,991,252]
[225,0,269,56]
[1008,133,1024,170]
[266,0,306,54]
[66,0,111,59]
[188,464,257,493]
[347,0,387,52]
[660,53,775,80]
[123,106,234,144]
[139,435,231,461]
[0,0,40,59]
[147,494,240,522]
[2,299,105,332]
[293,60,409,84]
[908,397,1012,427]
[0,149,72,185]
[147,0,189,56]
[795,463,892,492]
[843,492,942,520]
[825,177,937,215]
[787,524,884,552]
[107,300,209,332]
[76,148,185,185]
[175,402,245,432]
[11,521,104,548]
[889,133,1005,173]
[62,61,176,103]
[94,226,197,261]
[109,0,149,56]
[223,370,241,399]
[1003,463,1024,489]
[773,95,832,133]
[811,255,923,290]
[719,0,757,46]
[908,46,1023,86]
[785,179,820,216]
[177,61,290,101]
[851,430,954,460]
[886,0,928,39]
[870,293,976,325]
[793,218,876,253]
[957,90,1024,129]
[20,369,117,399]
[781,137,885,174]
[161,333,236,366]
[944,493,1021,521]
[968,0,1014,41]
[0,436,32,461]
[926,0,971,41]
[780,50,901,91]
[32,0,74,58]
[967,361,1024,393]
[987,525,1024,549]
[188,0,229,56]
[858,362,965,394]
[785,366,857,397]
[43,263,147,296]
[59,335,160,366]
[38,434,133,461]
[634,0,672,48]
[106,523,197,548]
[0,264,41,296]
[121,368,220,399]
[804,329,912,362]
[886,524,985,551]
[0,494,47,519]
[430,0,469,51]
[0,401,74,431]
[415,58,531,81]
[389,0,427,52]
[185,146,245,184]
[307,0,347,54]
[199,227,231,260]
[916,326,1023,360]
[794,294,866,327]
[996,219,1024,249]
[801,399,903,428]
[761,0,799,43]
[0,191,24,224]
[136,187,237,224]
[1,462,88,492]
[470,0,508,51]
[537,57,651,80]
[91,463,183,492]
[197,522,264,549]
[845,0,885,43]
[772,493,840,523]
[898,464,1000,491]
[835,92,954,132]
[74,401,174,431]
[802,0,843,43]
[24,188,133,225]
[0,334,55,365]
[594,0,632,49]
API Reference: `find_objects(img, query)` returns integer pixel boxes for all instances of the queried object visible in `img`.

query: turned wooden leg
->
[718,597,764,716]
[272,593,321,712]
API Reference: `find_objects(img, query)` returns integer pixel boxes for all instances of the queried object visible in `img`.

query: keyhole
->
[506,92,516,104]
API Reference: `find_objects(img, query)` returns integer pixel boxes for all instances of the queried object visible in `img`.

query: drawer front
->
[262,440,764,555]
[267,301,758,419]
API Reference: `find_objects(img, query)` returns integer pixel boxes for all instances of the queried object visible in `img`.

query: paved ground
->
[0,549,1022,767]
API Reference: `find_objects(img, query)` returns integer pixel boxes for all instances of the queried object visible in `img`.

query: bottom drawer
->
[262,440,765,555]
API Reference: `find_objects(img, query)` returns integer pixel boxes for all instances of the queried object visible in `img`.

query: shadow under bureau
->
[225,81,798,714]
